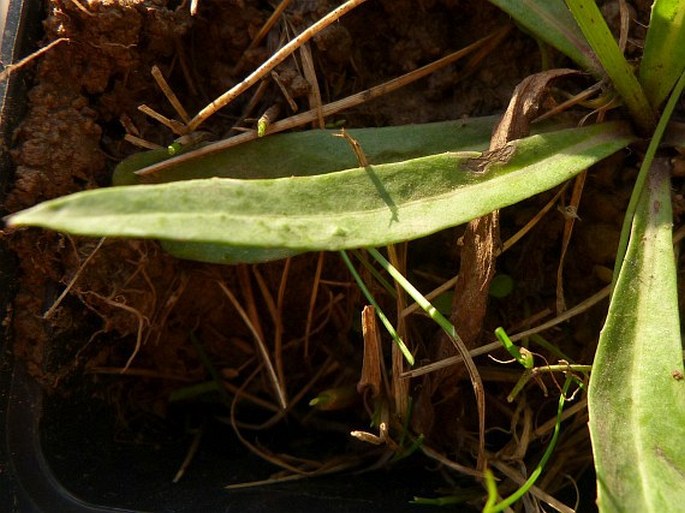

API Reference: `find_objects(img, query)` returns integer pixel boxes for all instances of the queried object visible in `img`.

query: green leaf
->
[113,118,499,185]
[115,118,498,261]
[613,69,685,284]
[588,160,685,513]
[639,0,685,109]
[564,0,655,131]
[488,0,602,75]
[6,122,635,264]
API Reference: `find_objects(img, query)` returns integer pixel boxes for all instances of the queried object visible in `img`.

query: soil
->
[1,0,656,509]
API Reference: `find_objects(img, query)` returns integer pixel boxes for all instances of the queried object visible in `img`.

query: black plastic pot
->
[0,3,455,512]
[6,356,446,513]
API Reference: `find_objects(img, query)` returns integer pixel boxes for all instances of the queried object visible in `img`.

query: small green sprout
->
[167,141,183,155]
[494,327,533,369]
[309,386,359,411]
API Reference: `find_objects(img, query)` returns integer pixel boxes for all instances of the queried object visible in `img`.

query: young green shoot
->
[365,247,486,468]
[507,362,590,403]
[412,492,480,507]
[366,248,460,342]
[494,326,533,369]
[482,376,573,513]
[339,250,414,366]
[350,249,397,299]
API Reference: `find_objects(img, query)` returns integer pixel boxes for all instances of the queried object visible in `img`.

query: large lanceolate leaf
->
[588,160,685,513]
[113,118,499,185]
[639,0,685,110]
[6,122,635,264]
[488,0,602,76]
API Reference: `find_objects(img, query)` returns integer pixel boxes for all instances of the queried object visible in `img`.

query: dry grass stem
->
[419,444,483,478]
[68,0,95,16]
[151,64,191,125]
[304,252,325,357]
[228,367,360,481]
[556,172,587,313]
[507,403,533,460]
[231,79,271,133]
[244,0,294,55]
[251,265,288,392]
[298,41,325,128]
[450,329,486,470]
[82,290,149,372]
[225,473,313,490]
[504,284,610,343]
[137,104,187,135]
[217,281,288,410]
[123,133,163,150]
[224,459,356,490]
[44,237,106,320]
[400,274,459,318]
[506,307,554,333]
[190,0,199,16]
[387,244,410,420]
[0,38,69,83]
[271,72,298,111]
[500,185,568,255]
[618,0,630,53]
[275,260,291,382]
[173,36,198,96]
[173,423,204,482]
[258,103,283,134]
[402,285,610,379]
[358,306,383,399]
[136,28,509,177]
[147,274,188,348]
[229,368,309,474]
[222,376,281,415]
[250,355,338,431]
[188,0,369,131]
[533,81,604,123]
[333,128,369,167]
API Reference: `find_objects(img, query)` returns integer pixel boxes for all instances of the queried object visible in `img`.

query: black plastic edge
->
[1,1,42,511]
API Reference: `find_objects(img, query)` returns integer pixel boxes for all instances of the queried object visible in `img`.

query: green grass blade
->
[339,250,414,366]
[587,161,685,513]
[488,0,602,75]
[564,0,655,131]
[366,247,456,340]
[639,0,685,109]
[484,377,572,513]
[6,122,635,264]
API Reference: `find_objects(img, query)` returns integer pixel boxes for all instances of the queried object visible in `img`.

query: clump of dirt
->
[5,0,191,377]
[2,0,627,508]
